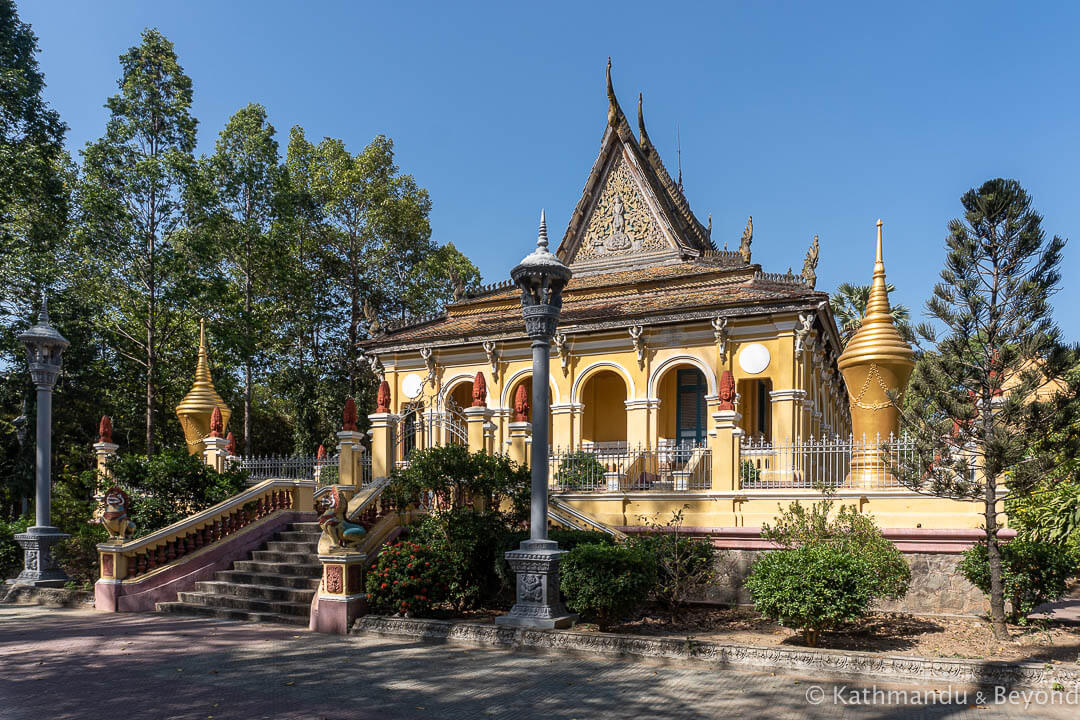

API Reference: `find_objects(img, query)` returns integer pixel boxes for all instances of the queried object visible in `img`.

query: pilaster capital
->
[769,389,807,403]
[463,406,494,421]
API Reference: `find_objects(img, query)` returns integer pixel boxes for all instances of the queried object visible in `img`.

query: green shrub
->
[555,451,607,490]
[959,538,1079,622]
[762,500,910,601]
[107,449,249,535]
[632,507,717,615]
[365,540,450,617]
[409,508,512,609]
[0,515,31,580]
[740,460,761,485]
[746,543,874,646]
[560,542,657,631]
[53,524,108,587]
[388,445,529,523]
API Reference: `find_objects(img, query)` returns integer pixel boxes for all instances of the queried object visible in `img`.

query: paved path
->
[1,604,1077,719]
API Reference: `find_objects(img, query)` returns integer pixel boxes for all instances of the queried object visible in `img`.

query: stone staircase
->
[156,521,321,626]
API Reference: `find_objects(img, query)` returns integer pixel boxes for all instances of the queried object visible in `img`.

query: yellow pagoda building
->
[359,65,993,613]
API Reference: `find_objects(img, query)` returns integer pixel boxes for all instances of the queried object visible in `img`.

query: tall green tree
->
[0,0,68,326]
[830,282,913,346]
[205,103,286,454]
[78,28,206,454]
[895,179,1075,639]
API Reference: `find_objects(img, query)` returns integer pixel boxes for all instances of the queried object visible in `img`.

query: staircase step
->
[276,530,320,543]
[289,522,322,533]
[175,591,311,617]
[157,602,308,627]
[194,581,316,603]
[214,570,320,589]
[232,560,321,577]
[251,549,317,564]
[265,540,318,553]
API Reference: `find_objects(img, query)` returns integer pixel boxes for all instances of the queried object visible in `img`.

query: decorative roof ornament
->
[375,380,392,414]
[225,431,236,456]
[837,220,917,483]
[802,234,820,289]
[718,370,737,411]
[738,216,753,264]
[606,57,621,128]
[208,407,224,439]
[342,397,358,431]
[363,299,382,337]
[176,319,231,455]
[637,93,653,153]
[98,416,114,445]
[471,372,487,408]
[513,383,530,423]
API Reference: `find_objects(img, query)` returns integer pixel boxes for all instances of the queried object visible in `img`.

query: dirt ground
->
[593,606,1080,664]
[440,605,1080,664]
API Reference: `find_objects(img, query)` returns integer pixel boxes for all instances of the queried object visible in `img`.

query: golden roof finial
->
[176,318,230,454]
[606,57,622,127]
[838,219,914,369]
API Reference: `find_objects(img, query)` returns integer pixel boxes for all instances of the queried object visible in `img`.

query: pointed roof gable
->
[556,61,716,276]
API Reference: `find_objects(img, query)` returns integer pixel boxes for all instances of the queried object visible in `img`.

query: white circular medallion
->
[402,373,425,399]
[738,343,771,375]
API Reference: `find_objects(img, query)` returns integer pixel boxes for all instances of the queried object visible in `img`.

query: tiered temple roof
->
[363,61,828,353]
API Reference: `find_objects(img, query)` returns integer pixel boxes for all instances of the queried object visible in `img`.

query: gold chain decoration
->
[852,363,894,410]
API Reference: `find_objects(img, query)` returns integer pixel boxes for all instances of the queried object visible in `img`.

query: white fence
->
[236,454,339,485]
[739,434,918,489]
[550,444,711,492]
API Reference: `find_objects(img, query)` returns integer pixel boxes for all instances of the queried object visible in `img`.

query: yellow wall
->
[581,370,627,443]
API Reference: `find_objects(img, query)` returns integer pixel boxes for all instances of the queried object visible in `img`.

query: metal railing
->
[359,455,373,487]
[739,434,918,489]
[236,454,339,484]
[549,444,711,492]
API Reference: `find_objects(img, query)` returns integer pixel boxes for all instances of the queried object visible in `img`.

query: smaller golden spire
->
[194,318,212,385]
[176,318,231,454]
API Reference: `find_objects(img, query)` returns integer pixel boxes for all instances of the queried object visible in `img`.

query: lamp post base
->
[496,540,578,630]
[12,527,71,587]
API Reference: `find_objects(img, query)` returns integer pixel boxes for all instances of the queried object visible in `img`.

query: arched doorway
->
[579,370,627,450]
[657,364,708,448]
[505,375,553,443]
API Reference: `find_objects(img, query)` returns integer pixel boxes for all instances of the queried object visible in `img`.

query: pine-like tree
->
[895,178,1076,639]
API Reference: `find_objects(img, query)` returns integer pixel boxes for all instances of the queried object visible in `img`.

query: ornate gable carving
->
[573,151,672,264]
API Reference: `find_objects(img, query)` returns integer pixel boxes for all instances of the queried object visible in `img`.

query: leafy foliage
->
[560,542,658,631]
[106,449,248,535]
[746,544,875,646]
[761,500,910,600]
[387,445,529,522]
[0,515,30,580]
[631,506,718,616]
[365,540,450,617]
[555,451,606,490]
[959,539,1079,623]
[409,509,512,610]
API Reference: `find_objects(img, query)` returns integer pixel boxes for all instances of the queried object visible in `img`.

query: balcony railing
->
[550,444,710,492]
[739,434,918,490]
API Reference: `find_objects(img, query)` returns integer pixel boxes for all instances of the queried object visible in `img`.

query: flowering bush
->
[364,541,450,617]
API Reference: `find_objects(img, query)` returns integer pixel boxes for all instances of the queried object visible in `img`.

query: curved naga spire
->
[606,57,619,127]
[637,92,654,152]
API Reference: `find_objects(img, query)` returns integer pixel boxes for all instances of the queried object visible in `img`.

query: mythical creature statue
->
[96,486,135,541]
[98,415,114,444]
[471,372,487,407]
[513,383,530,423]
[802,235,820,289]
[738,216,753,264]
[316,486,366,555]
[343,396,358,431]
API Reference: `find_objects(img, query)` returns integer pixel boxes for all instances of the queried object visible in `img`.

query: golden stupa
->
[837,220,916,485]
[176,320,231,455]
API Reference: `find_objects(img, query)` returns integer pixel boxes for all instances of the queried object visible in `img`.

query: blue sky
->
[21,1,1080,339]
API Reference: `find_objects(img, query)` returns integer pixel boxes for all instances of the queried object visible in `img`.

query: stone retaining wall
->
[709,549,988,616]
[353,616,1079,691]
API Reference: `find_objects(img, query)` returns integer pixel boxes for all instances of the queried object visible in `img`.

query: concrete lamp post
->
[11,297,70,587]
[496,210,577,629]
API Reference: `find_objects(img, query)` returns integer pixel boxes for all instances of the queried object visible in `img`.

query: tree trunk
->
[985,483,1009,639]
[146,253,156,455]
[244,267,252,456]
